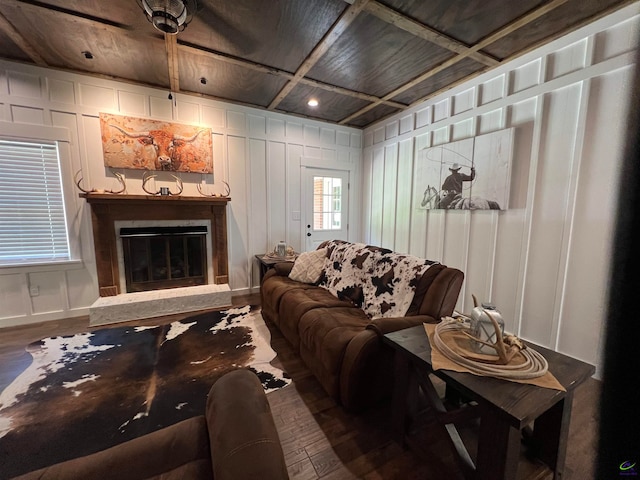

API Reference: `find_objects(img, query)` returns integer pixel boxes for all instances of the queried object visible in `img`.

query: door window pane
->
[313,176,342,231]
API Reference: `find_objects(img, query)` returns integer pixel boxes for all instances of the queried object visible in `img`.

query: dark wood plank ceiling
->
[0,0,635,128]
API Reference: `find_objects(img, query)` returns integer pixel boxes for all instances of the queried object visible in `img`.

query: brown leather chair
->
[14,369,289,480]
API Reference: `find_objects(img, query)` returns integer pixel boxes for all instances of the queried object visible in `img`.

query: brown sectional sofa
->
[260,240,464,412]
[14,369,289,480]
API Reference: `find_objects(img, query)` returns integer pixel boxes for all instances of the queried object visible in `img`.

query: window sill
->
[0,259,85,275]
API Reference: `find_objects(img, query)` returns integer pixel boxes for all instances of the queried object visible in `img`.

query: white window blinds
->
[0,139,71,266]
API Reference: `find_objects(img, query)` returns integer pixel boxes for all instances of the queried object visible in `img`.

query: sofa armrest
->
[419,267,464,318]
[206,369,289,480]
[366,314,437,336]
[262,262,294,284]
[14,416,212,480]
[274,262,294,276]
[339,328,385,411]
[339,315,437,411]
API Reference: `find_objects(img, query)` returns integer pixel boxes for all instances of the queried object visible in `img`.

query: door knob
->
[307,233,311,237]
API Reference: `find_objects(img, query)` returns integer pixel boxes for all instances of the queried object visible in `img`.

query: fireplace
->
[120,225,208,293]
[80,193,230,297]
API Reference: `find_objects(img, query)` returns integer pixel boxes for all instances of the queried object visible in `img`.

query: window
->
[0,138,71,266]
[313,176,342,231]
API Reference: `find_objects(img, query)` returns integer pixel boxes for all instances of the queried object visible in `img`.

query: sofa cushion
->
[298,307,370,383]
[320,241,439,319]
[261,273,317,325]
[288,247,327,284]
[278,287,354,349]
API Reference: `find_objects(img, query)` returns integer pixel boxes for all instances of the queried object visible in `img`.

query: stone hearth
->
[89,283,231,326]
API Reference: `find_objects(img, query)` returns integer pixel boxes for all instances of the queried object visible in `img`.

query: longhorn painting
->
[99,113,213,173]
[415,128,515,210]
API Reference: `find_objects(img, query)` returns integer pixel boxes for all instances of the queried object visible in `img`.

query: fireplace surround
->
[80,193,230,297]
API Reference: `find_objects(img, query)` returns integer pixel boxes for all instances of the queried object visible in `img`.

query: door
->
[303,168,349,252]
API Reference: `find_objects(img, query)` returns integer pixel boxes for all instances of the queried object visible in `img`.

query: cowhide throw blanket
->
[320,241,438,319]
[0,305,290,479]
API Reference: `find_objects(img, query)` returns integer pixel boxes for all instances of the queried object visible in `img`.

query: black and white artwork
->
[415,128,515,210]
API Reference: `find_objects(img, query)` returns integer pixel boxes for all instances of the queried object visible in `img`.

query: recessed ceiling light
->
[82,51,94,60]
[307,99,319,107]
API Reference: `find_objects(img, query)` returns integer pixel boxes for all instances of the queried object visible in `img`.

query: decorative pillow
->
[288,248,328,284]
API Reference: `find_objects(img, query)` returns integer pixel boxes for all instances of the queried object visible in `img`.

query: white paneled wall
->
[0,63,361,327]
[362,5,639,375]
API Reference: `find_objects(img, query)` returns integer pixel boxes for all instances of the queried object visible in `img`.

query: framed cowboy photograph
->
[415,128,515,210]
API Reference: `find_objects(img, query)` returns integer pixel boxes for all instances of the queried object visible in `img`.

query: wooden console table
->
[383,325,595,480]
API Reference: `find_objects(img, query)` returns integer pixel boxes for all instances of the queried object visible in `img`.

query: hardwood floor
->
[0,293,601,479]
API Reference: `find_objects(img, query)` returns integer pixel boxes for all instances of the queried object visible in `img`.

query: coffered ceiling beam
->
[364,1,500,68]
[267,0,371,110]
[339,0,571,125]
[179,42,407,110]
[298,77,407,109]
[165,33,180,93]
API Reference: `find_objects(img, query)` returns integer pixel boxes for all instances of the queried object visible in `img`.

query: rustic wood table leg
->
[391,351,412,446]
[530,394,573,479]
[475,407,521,480]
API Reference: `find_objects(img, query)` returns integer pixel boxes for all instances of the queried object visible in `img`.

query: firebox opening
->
[120,226,208,293]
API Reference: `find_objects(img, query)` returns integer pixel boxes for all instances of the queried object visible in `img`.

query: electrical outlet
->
[29,285,39,297]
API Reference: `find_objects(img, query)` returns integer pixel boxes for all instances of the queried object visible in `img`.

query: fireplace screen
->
[120,226,207,293]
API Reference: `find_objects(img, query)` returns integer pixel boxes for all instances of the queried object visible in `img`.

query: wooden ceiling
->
[0,0,635,128]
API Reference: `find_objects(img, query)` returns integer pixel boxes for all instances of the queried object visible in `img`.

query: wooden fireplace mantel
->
[80,193,230,297]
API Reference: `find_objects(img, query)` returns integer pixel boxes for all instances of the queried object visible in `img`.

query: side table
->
[255,253,297,283]
[383,324,595,480]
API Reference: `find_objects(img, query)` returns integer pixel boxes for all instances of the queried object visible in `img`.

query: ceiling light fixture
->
[137,0,197,35]
[308,99,319,107]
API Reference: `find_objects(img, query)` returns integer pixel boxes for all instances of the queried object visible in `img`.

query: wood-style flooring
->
[0,293,601,479]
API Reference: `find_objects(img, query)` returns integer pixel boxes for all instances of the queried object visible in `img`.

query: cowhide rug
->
[0,305,290,479]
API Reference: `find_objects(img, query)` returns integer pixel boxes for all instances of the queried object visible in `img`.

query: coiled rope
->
[432,318,549,380]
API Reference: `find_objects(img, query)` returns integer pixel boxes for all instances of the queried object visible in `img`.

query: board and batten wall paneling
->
[0,59,361,327]
[381,144,398,250]
[409,132,430,258]
[361,148,373,247]
[369,147,384,247]
[286,143,304,254]
[228,134,250,292]
[249,138,268,262]
[558,67,632,366]
[395,138,414,253]
[520,84,583,346]
[361,5,639,375]
[267,141,287,252]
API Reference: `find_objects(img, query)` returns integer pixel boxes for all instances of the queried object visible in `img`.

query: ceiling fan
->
[136,0,255,54]
[137,0,197,35]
